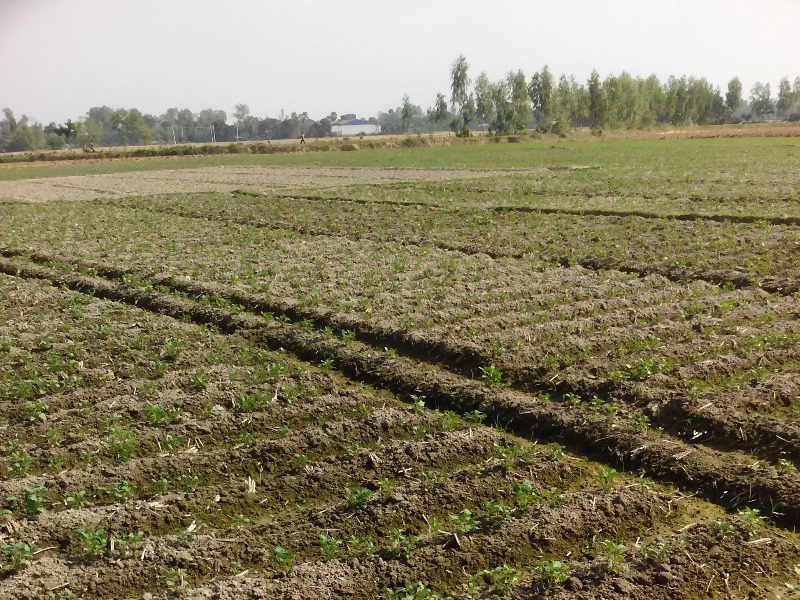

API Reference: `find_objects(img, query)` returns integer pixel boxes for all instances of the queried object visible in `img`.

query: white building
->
[331,118,381,137]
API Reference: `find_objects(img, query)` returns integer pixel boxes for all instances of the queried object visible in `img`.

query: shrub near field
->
[2,136,800,598]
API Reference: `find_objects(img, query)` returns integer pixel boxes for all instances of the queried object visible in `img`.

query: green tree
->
[725,77,743,112]
[529,65,554,129]
[401,94,413,133]
[776,77,795,115]
[588,69,606,128]
[233,103,250,123]
[509,70,531,131]
[474,72,494,124]
[450,54,473,136]
[489,80,514,134]
[9,124,46,151]
[111,108,151,147]
[749,82,774,118]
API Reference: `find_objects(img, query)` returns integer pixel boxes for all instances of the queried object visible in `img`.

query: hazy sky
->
[2,0,799,125]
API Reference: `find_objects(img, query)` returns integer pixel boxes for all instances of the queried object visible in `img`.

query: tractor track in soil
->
[1,253,799,530]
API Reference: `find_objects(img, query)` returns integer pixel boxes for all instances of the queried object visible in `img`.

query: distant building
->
[331,118,381,137]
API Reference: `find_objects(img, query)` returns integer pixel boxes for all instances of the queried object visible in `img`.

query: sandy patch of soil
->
[0,166,528,203]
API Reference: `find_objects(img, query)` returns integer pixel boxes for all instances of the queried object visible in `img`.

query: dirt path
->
[0,166,530,203]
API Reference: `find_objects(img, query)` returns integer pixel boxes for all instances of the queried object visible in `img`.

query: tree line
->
[2,61,799,151]
[438,56,800,136]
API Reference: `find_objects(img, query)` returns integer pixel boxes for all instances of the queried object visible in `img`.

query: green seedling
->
[108,427,138,462]
[1,541,36,572]
[462,410,486,424]
[65,490,88,508]
[21,399,48,423]
[165,568,189,591]
[602,540,626,572]
[73,527,108,559]
[7,451,33,477]
[597,466,619,492]
[347,535,375,557]
[101,481,132,503]
[45,426,63,446]
[479,365,503,386]
[345,486,372,510]
[470,564,519,595]
[737,507,766,536]
[319,533,344,559]
[409,394,426,412]
[20,485,46,516]
[178,475,199,492]
[145,402,181,424]
[710,519,736,540]
[536,560,570,593]
[387,527,421,558]
[268,546,293,569]
[450,509,477,535]
[482,499,511,525]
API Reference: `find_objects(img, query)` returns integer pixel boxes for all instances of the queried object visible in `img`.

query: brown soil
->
[0,166,534,203]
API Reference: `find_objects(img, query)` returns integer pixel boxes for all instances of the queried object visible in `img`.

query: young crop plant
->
[165,568,189,592]
[319,533,344,559]
[536,560,570,594]
[482,499,511,526]
[1,541,36,573]
[108,426,138,462]
[73,527,108,559]
[145,402,181,424]
[408,394,426,412]
[737,507,767,536]
[710,519,736,540]
[479,365,503,386]
[512,480,537,510]
[45,426,63,446]
[440,410,460,432]
[46,588,80,600]
[347,535,375,557]
[239,392,268,412]
[469,564,519,596]
[178,475,199,492]
[597,467,620,492]
[539,487,567,508]
[601,540,626,572]
[386,582,450,600]
[268,546,293,569]
[21,399,48,423]
[450,509,478,536]
[345,486,372,510]
[101,481,132,503]
[20,485,46,516]
[190,368,209,389]
[387,527,421,558]
[65,490,89,508]
[7,450,33,477]
[462,410,487,424]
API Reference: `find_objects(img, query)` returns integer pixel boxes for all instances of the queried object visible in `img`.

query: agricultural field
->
[1,135,799,599]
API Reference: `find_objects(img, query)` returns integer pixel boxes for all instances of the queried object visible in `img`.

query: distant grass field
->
[0,136,797,182]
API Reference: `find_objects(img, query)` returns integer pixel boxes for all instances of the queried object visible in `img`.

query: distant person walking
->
[300,132,305,146]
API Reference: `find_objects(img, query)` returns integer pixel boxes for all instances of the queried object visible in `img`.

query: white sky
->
[1,0,798,125]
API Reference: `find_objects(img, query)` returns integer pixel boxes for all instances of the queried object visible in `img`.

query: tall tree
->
[776,77,795,115]
[233,103,250,123]
[725,77,743,112]
[450,55,473,136]
[111,108,151,147]
[588,70,605,128]
[529,65,554,128]
[429,92,448,129]
[474,72,493,123]
[401,95,413,133]
[508,70,530,131]
[750,82,774,117]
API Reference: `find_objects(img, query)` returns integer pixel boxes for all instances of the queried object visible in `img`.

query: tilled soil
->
[2,158,800,599]
[0,166,531,203]
[1,261,800,599]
